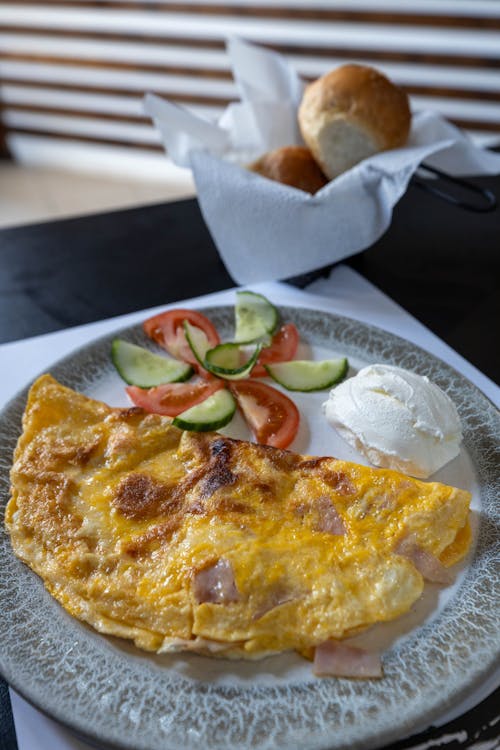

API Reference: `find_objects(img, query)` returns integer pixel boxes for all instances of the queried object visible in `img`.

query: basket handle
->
[410,163,497,213]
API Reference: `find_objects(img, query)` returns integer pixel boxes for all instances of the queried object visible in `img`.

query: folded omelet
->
[6,375,471,660]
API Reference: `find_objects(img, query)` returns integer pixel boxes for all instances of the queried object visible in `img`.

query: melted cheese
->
[6,375,471,658]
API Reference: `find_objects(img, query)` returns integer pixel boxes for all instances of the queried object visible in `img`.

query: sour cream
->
[323,364,462,479]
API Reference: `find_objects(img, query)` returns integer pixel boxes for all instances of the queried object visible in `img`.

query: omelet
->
[6,375,471,662]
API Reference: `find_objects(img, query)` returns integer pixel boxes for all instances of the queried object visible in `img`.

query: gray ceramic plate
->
[0,305,498,750]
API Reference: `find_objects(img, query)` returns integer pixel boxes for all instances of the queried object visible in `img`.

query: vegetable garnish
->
[184,321,262,381]
[126,380,224,417]
[204,342,262,380]
[112,339,193,387]
[265,358,348,392]
[173,389,236,432]
[116,292,348,447]
[251,323,300,377]
[230,380,300,449]
[143,309,220,369]
[183,320,211,368]
[234,290,279,343]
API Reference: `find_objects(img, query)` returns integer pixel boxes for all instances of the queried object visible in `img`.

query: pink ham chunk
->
[193,558,240,604]
[313,641,383,678]
[315,496,346,535]
[396,536,452,584]
[253,582,303,620]
[159,636,236,654]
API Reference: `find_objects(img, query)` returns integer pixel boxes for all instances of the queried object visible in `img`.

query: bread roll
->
[298,65,411,179]
[249,145,328,194]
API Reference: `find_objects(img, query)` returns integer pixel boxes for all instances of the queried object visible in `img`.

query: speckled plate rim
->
[0,305,498,750]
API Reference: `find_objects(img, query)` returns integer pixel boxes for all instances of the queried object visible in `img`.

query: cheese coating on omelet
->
[6,375,471,659]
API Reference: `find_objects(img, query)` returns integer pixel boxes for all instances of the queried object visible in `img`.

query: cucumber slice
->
[234,291,279,344]
[111,339,193,387]
[265,358,348,392]
[183,320,211,367]
[173,388,236,431]
[204,342,262,380]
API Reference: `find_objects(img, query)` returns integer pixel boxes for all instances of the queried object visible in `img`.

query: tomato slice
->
[126,380,224,417]
[143,309,220,369]
[251,323,300,377]
[230,380,299,449]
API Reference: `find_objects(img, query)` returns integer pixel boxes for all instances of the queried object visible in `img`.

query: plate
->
[0,305,498,750]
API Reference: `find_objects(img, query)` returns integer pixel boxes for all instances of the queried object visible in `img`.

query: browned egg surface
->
[6,375,471,658]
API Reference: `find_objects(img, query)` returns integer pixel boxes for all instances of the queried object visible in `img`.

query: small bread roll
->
[298,65,411,179]
[249,145,328,194]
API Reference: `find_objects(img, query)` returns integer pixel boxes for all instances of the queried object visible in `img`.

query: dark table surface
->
[0,176,499,383]
[0,177,499,750]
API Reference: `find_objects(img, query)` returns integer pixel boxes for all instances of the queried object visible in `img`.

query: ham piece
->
[314,495,347,535]
[396,535,453,584]
[253,582,303,620]
[313,641,383,678]
[159,636,235,654]
[193,558,240,604]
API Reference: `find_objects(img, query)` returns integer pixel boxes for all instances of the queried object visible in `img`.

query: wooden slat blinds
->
[1,1,499,170]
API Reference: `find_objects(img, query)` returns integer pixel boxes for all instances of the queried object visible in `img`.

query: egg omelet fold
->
[6,375,471,659]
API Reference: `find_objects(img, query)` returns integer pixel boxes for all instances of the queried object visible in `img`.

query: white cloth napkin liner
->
[145,38,500,284]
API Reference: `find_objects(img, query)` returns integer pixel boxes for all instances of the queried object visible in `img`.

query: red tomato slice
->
[143,309,220,367]
[230,380,299,449]
[126,380,224,417]
[251,323,300,377]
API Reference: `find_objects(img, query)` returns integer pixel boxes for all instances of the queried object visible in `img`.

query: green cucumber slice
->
[204,342,262,380]
[172,388,236,431]
[183,320,211,367]
[234,291,279,344]
[265,358,348,392]
[111,339,193,387]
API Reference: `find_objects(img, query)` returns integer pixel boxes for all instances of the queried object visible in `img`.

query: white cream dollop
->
[322,364,462,479]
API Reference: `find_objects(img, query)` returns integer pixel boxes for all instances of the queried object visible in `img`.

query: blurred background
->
[1,0,499,228]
